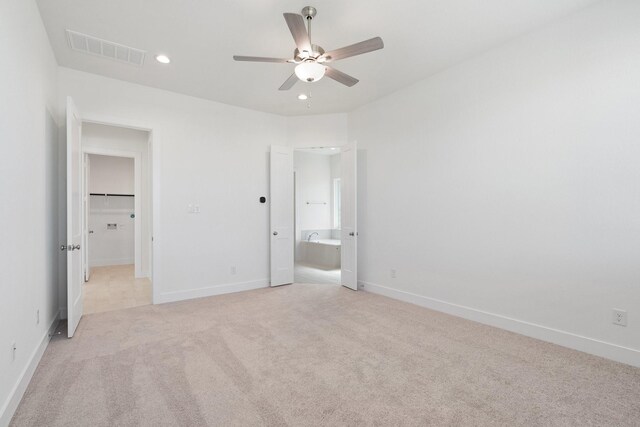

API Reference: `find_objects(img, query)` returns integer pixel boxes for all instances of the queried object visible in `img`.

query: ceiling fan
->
[233,6,384,90]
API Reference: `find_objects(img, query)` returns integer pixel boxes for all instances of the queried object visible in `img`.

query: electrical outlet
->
[230,266,237,275]
[612,309,627,327]
[36,309,39,325]
[390,269,397,279]
[11,342,16,362]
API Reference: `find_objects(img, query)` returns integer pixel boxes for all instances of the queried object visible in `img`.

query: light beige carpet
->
[11,284,640,426]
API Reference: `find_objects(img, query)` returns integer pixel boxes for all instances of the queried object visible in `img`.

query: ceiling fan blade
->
[283,13,312,54]
[325,66,359,87]
[322,37,384,62]
[279,73,299,91]
[233,56,290,63]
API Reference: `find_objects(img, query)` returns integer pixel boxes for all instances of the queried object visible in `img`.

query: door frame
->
[83,153,90,281]
[79,112,160,304]
[290,145,355,288]
[82,147,143,278]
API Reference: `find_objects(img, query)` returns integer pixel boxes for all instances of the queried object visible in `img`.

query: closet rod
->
[89,193,135,197]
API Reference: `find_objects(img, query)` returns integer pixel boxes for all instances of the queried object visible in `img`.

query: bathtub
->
[303,239,341,268]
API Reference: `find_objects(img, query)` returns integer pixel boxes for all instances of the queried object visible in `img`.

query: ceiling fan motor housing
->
[294,44,325,62]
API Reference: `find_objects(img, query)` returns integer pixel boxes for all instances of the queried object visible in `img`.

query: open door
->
[341,141,357,290]
[83,153,91,282]
[66,97,84,337]
[270,145,294,286]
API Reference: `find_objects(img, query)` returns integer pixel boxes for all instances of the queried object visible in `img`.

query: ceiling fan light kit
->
[295,62,325,82]
[233,6,384,91]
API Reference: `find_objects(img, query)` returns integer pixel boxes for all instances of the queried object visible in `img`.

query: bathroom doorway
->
[293,147,342,285]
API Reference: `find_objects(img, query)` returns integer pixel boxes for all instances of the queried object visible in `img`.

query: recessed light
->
[330,147,337,150]
[298,94,308,100]
[155,54,171,64]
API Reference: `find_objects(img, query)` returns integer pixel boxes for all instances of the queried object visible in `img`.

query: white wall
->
[58,67,287,304]
[0,0,59,424]
[287,114,348,148]
[349,0,640,366]
[294,152,332,260]
[88,154,135,267]
[89,195,135,267]
[89,154,134,195]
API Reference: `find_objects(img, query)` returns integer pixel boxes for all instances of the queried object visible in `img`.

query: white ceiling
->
[37,0,599,116]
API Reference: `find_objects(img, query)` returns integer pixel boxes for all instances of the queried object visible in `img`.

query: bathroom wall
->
[294,151,332,260]
[88,155,135,267]
[330,153,341,236]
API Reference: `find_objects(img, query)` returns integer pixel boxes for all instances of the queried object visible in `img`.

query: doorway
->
[269,143,357,290]
[293,148,342,285]
[83,152,152,314]
[65,97,156,336]
[82,124,152,314]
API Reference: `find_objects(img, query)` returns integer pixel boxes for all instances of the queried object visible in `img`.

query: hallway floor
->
[294,262,341,285]
[83,265,152,314]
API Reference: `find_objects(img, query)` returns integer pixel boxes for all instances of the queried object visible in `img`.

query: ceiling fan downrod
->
[301,6,316,44]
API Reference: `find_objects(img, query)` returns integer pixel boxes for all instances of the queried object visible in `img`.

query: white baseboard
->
[0,313,59,427]
[156,279,269,304]
[360,281,640,368]
[134,269,150,279]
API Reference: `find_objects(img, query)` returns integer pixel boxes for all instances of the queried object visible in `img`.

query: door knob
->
[273,231,278,236]
[60,244,67,251]
[349,232,355,236]
[73,244,81,250]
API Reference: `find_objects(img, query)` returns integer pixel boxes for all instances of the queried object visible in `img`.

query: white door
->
[341,142,358,290]
[66,97,84,337]
[270,145,294,286]
[83,153,91,282]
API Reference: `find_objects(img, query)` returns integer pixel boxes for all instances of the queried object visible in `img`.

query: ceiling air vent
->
[66,30,146,66]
